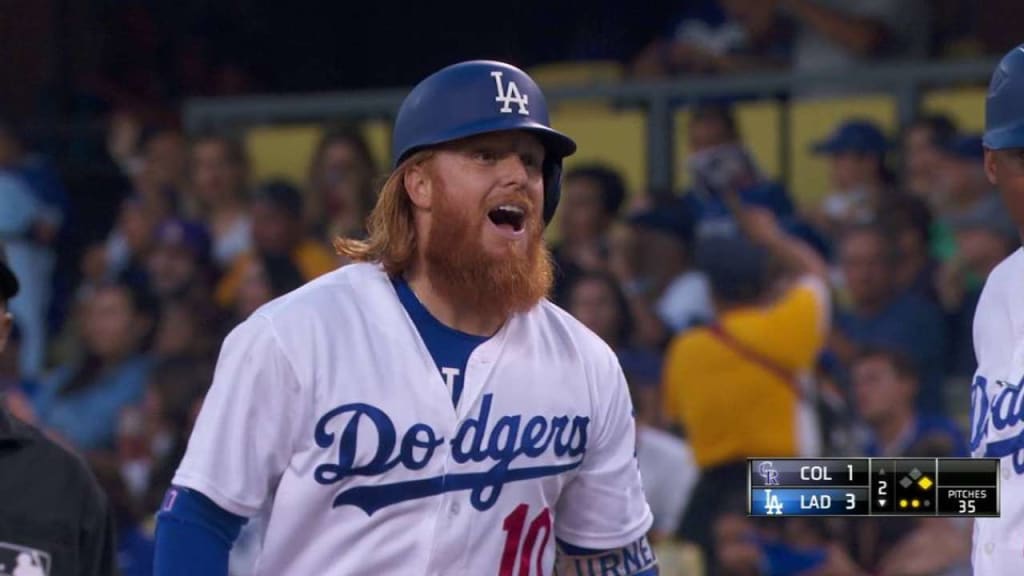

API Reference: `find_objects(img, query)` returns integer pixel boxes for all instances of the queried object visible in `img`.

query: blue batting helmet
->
[984,44,1024,150]
[392,60,577,223]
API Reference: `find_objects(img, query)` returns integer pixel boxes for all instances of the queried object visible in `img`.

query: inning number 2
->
[500,504,552,576]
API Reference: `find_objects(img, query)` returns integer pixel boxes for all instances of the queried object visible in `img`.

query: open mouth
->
[487,204,527,233]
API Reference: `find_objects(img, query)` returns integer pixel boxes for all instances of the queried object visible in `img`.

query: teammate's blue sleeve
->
[556,537,659,575]
[153,486,247,576]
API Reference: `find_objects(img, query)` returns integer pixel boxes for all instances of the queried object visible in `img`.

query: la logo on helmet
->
[490,71,529,116]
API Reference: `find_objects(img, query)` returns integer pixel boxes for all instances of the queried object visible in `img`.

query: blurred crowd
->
[2,95,999,575]
[2,0,1018,136]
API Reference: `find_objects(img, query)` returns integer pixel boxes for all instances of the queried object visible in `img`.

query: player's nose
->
[495,153,530,189]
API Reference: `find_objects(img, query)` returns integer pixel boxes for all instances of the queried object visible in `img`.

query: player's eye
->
[520,152,542,170]
[471,149,499,163]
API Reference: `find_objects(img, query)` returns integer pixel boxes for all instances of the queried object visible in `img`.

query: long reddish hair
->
[333,151,433,276]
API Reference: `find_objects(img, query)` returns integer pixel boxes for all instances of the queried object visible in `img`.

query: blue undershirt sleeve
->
[153,486,248,576]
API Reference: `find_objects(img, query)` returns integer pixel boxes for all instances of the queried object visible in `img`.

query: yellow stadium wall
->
[245,120,392,186]
[237,88,985,224]
[921,87,986,133]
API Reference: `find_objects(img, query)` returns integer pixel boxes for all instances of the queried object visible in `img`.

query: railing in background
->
[183,57,999,194]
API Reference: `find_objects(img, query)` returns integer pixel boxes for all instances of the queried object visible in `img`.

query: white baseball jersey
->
[971,247,1024,574]
[173,262,653,575]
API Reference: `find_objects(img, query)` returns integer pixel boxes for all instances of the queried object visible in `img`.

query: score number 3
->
[500,504,552,576]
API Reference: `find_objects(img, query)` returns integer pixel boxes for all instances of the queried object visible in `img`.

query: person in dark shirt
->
[0,245,118,576]
[831,224,949,415]
[851,347,967,458]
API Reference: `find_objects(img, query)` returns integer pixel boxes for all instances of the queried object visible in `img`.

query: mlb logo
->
[0,542,51,576]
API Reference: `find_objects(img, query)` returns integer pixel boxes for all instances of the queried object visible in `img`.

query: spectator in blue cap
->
[811,119,893,234]
[611,201,712,348]
[146,219,214,306]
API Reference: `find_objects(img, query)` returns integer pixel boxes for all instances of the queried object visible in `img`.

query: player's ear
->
[984,149,999,186]
[404,161,433,210]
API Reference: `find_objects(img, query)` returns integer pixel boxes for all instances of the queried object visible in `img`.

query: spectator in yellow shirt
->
[215,180,338,311]
[663,191,830,574]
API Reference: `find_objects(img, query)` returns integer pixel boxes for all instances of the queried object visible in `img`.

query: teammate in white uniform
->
[972,43,1024,575]
[154,60,655,576]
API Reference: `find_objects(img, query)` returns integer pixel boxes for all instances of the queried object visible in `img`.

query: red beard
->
[424,187,553,321]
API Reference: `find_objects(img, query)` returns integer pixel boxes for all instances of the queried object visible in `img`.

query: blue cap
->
[812,120,890,155]
[392,60,576,165]
[155,219,212,262]
[253,180,304,220]
[984,44,1024,150]
[940,134,985,161]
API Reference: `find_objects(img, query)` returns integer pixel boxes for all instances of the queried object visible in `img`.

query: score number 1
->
[799,463,855,482]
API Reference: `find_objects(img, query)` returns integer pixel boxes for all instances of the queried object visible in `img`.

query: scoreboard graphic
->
[748,458,999,517]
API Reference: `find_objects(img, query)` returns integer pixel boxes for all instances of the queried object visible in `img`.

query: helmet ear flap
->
[542,158,563,225]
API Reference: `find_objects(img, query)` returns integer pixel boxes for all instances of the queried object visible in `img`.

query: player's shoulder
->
[977,247,1024,312]
[224,262,392,349]
[981,248,1024,296]
[251,262,386,322]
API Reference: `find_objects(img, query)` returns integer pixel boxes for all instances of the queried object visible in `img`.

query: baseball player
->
[154,60,656,575]
[972,43,1024,574]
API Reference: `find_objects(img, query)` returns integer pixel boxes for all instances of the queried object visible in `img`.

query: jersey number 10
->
[500,504,552,576]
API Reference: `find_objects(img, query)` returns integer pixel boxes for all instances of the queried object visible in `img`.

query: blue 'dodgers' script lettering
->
[973,375,1024,473]
[313,394,590,515]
